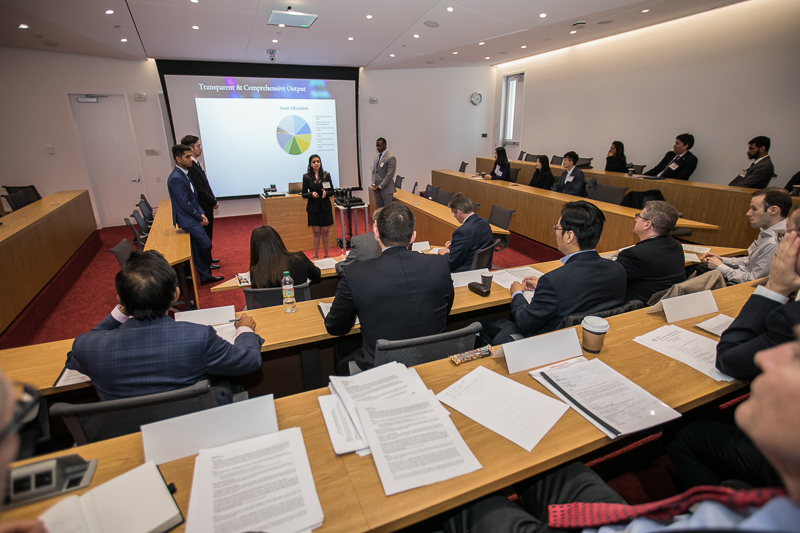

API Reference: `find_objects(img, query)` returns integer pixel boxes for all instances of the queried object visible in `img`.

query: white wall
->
[494,0,800,187]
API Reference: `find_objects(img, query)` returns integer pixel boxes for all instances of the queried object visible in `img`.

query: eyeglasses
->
[552,225,563,233]
[0,383,40,444]
[634,213,651,222]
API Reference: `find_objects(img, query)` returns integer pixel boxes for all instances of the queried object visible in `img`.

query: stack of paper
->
[633,324,733,382]
[186,428,323,533]
[682,244,711,254]
[411,241,430,251]
[313,257,339,270]
[488,266,544,303]
[175,305,236,343]
[533,358,681,439]
[451,268,490,288]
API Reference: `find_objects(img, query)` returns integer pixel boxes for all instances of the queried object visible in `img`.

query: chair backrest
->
[620,189,666,209]
[591,183,628,205]
[576,157,593,169]
[551,154,563,165]
[471,239,500,270]
[108,238,134,269]
[49,380,218,445]
[458,161,468,173]
[524,153,537,162]
[436,189,453,206]
[471,200,480,213]
[139,194,154,213]
[557,300,646,329]
[373,322,482,368]
[630,164,645,175]
[487,204,515,231]
[243,282,311,310]
[585,177,598,199]
[4,185,42,203]
[411,181,418,195]
[124,217,146,250]
[423,185,439,200]
[395,175,404,189]
[517,150,526,161]
[131,209,151,235]
[2,191,33,211]
[138,200,154,223]
[509,167,521,183]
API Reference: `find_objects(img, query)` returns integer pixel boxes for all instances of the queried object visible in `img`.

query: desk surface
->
[210,265,338,292]
[1,282,756,531]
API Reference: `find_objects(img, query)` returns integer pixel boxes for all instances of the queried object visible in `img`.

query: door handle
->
[131,178,141,182]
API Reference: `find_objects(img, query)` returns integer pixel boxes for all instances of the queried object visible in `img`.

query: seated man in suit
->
[335,208,382,275]
[167,144,221,285]
[66,251,264,405]
[551,151,586,197]
[616,200,686,303]
[644,133,698,180]
[443,331,800,532]
[729,135,775,189]
[325,202,455,374]
[701,187,790,284]
[481,201,626,345]
[438,193,494,272]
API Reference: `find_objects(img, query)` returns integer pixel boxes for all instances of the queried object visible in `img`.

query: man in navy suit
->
[167,144,221,285]
[481,201,626,344]
[66,251,264,405]
[729,135,775,189]
[551,151,586,197]
[180,135,220,252]
[438,193,494,272]
[644,133,698,181]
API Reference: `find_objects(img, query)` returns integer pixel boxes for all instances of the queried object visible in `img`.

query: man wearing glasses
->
[615,201,686,304]
[480,201,626,344]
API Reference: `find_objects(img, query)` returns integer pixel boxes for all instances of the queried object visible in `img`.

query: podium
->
[260,194,336,251]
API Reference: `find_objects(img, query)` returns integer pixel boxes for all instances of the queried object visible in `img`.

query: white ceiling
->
[0,0,746,69]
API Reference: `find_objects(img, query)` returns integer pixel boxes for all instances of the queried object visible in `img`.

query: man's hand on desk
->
[0,519,47,533]
[437,240,452,255]
[703,253,723,268]
[765,231,800,296]
[235,313,256,330]
[200,214,209,227]
[511,276,538,294]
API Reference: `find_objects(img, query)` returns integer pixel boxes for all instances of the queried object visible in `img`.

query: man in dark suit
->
[551,151,586,197]
[616,200,686,303]
[438,193,494,272]
[644,133,698,180]
[481,201,626,345]
[335,209,382,275]
[66,251,264,405]
[325,202,455,374]
[167,144,221,284]
[180,136,220,267]
[370,137,397,208]
[729,135,775,189]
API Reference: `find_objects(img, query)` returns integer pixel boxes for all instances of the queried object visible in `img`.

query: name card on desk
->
[502,328,583,375]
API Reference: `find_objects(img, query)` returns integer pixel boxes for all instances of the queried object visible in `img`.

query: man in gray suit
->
[335,209,382,275]
[729,136,776,189]
[371,137,397,207]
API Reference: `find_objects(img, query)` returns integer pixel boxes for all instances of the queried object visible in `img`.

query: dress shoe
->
[212,258,220,263]
[201,275,224,285]
[210,264,220,270]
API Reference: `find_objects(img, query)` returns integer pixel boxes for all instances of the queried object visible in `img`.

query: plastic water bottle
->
[282,271,296,313]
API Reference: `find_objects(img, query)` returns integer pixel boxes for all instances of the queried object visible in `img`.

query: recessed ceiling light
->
[485,56,490,60]
[105,9,114,15]
[278,23,285,27]
[446,7,454,12]
[272,39,278,43]
[570,30,577,34]
[192,25,199,29]
[539,13,547,18]
[390,54,395,57]
[190,0,198,3]
[18,23,28,29]
[366,15,372,19]
[521,45,527,49]
[413,34,419,38]
[478,41,485,46]
[642,9,650,13]
[120,38,128,42]
[452,51,458,55]
[348,37,354,41]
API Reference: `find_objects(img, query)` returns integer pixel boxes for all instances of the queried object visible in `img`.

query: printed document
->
[411,241,430,251]
[451,269,490,288]
[313,257,338,270]
[695,314,735,337]
[490,266,544,290]
[634,324,733,382]
[318,393,368,455]
[682,244,711,254]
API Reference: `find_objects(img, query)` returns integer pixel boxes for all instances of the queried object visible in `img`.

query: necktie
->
[658,154,681,177]
[375,153,383,172]
[548,486,785,528]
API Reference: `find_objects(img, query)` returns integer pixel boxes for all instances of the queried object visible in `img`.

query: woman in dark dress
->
[301,154,334,258]
[249,225,321,289]
[605,140,628,173]
[529,155,555,190]
[489,147,512,182]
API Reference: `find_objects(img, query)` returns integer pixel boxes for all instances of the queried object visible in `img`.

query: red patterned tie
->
[549,486,785,528]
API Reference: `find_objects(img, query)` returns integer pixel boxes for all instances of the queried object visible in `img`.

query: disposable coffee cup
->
[581,316,609,354]
[627,168,634,177]
[481,172,486,178]
[481,273,493,290]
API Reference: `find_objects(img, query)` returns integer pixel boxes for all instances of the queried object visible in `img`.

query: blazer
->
[616,235,686,304]
[530,169,554,190]
[605,155,628,173]
[716,293,800,380]
[335,232,381,275]
[510,250,626,337]
[372,150,397,192]
[325,246,454,369]
[447,214,494,273]
[187,160,217,214]
[729,156,775,189]
[167,166,205,230]
[66,313,264,404]
[302,171,334,213]
[251,254,321,288]
[645,151,698,181]
[489,162,512,182]
[552,167,587,197]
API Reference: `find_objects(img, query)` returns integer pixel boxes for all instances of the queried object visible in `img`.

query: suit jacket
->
[510,251,626,337]
[167,166,205,230]
[729,155,775,188]
[335,232,381,275]
[187,160,217,214]
[489,162,512,182]
[716,293,800,380]
[530,169,554,190]
[66,313,264,404]
[325,246,454,369]
[371,150,397,192]
[447,214,494,273]
[302,171,334,213]
[552,167,587,197]
[616,235,686,304]
[645,151,698,181]
[605,155,628,173]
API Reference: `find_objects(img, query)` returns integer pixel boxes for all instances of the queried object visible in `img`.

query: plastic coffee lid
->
[581,316,609,333]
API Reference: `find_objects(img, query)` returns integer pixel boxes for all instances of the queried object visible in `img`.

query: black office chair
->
[591,183,628,205]
[423,185,439,201]
[436,189,453,206]
[471,239,500,270]
[131,209,151,237]
[140,193,156,214]
[109,238,134,269]
[3,185,42,203]
[138,200,154,224]
[576,157,593,169]
[50,381,219,445]
[517,150,526,161]
[458,161,468,173]
[471,200,480,213]
[2,191,33,211]
[487,205,515,253]
[411,181,418,195]
[630,164,645,175]
[372,322,482,369]
[524,153,538,162]
[509,167,521,183]
[551,155,563,166]
[125,217,147,250]
[243,282,311,310]
[395,175,404,190]
[585,177,598,199]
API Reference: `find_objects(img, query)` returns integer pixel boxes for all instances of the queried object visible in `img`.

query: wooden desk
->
[144,200,200,309]
[433,170,717,252]
[0,190,96,334]
[210,266,339,293]
[2,282,755,531]
[261,194,336,250]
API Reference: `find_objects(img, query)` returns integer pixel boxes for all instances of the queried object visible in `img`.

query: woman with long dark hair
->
[249,225,321,289]
[605,140,628,173]
[302,153,334,258]
[529,155,555,190]
[489,147,512,182]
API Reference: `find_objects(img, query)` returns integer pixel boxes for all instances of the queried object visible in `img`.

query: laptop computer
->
[288,182,302,194]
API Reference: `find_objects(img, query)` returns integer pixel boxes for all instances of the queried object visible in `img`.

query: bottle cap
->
[283,271,290,276]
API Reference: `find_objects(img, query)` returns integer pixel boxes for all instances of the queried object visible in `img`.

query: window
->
[501,74,524,147]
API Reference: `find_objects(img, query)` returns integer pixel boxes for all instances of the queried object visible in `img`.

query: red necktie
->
[549,486,785,528]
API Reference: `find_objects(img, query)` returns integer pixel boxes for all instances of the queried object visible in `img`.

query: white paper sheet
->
[533,358,681,439]
[313,257,338,270]
[502,328,584,374]
[634,324,734,382]
[451,269,490,288]
[430,247,445,254]
[142,395,279,464]
[54,368,91,387]
[318,394,368,455]
[357,390,481,496]
[211,323,236,344]
[695,314,735,337]
[412,241,430,251]
[491,266,544,290]
[175,305,236,326]
[682,244,711,254]
[437,366,568,451]
[684,253,701,263]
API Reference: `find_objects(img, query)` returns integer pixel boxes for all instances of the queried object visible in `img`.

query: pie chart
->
[276,115,312,155]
